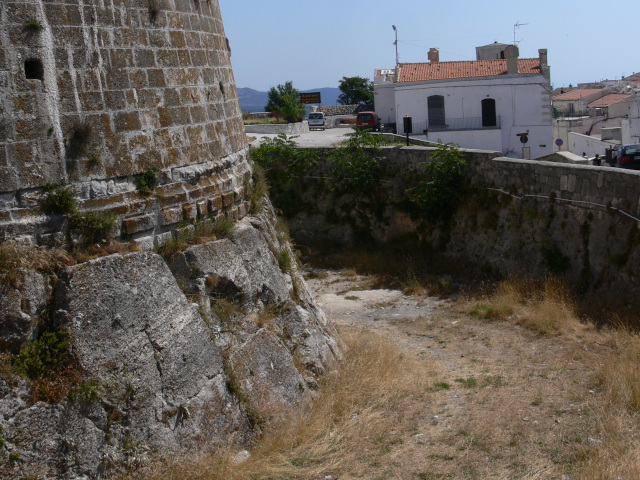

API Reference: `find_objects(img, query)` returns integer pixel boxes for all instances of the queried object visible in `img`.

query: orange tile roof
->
[552,88,603,101]
[588,94,634,107]
[397,58,541,83]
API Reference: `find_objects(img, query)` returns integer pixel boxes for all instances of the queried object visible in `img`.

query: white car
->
[308,112,325,130]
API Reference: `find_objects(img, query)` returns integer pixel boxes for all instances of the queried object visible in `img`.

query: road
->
[247,125,355,148]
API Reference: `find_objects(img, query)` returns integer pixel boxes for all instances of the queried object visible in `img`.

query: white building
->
[374,45,554,159]
[552,88,640,157]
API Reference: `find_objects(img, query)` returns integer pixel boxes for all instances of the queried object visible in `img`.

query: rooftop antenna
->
[513,21,528,45]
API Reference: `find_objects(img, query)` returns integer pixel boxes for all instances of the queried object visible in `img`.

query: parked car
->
[308,112,325,130]
[356,111,382,132]
[615,144,640,169]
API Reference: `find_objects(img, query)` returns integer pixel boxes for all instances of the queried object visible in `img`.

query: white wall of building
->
[425,129,502,151]
[374,83,396,125]
[568,132,616,158]
[390,74,553,159]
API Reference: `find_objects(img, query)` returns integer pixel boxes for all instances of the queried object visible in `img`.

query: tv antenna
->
[513,21,528,45]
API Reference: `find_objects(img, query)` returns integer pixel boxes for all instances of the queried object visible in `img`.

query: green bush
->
[278,249,292,274]
[134,168,159,196]
[250,134,317,185]
[328,129,384,192]
[42,184,77,215]
[407,142,466,222]
[15,328,70,379]
[24,19,43,31]
[69,210,117,243]
[265,81,304,123]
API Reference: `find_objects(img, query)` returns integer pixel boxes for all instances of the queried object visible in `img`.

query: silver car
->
[308,112,325,131]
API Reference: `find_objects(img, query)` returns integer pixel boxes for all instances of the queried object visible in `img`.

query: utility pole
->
[392,25,398,68]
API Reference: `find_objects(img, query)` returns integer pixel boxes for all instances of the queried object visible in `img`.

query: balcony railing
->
[401,116,502,134]
[427,116,501,132]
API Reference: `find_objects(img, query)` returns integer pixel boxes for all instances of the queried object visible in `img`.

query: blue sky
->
[219,0,637,92]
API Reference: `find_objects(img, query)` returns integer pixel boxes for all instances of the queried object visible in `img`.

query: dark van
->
[356,111,382,132]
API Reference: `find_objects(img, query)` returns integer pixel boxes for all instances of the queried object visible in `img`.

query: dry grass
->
[467,276,583,335]
[598,330,640,411]
[71,241,141,264]
[132,330,434,480]
[573,328,640,478]
[0,241,71,286]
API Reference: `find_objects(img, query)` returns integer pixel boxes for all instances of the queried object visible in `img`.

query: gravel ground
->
[304,268,608,479]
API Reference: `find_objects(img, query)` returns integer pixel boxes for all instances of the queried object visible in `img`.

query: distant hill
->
[237,87,341,113]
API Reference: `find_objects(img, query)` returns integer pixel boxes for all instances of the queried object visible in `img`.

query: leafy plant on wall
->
[407,142,467,222]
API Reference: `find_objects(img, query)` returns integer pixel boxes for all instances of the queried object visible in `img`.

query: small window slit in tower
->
[25,59,44,80]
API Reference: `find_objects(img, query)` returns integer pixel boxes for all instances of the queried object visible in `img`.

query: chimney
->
[538,48,550,79]
[504,45,519,74]
[428,48,440,63]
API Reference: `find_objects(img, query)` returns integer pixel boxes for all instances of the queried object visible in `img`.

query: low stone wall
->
[244,122,309,135]
[320,105,359,116]
[467,157,640,218]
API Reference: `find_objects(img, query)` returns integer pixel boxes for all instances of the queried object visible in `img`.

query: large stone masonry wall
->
[0,0,249,245]
[267,146,640,300]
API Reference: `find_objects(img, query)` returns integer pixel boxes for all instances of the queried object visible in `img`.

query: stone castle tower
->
[0,0,250,247]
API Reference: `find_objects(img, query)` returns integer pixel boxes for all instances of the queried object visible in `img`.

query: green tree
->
[337,76,374,105]
[265,81,304,122]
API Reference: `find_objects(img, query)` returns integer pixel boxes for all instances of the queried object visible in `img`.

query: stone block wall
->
[267,145,640,300]
[0,0,250,245]
[467,158,640,218]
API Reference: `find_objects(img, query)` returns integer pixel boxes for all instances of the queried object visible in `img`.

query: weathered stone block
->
[197,199,207,217]
[161,205,183,225]
[183,203,197,221]
[222,192,234,208]
[123,213,156,234]
[114,111,142,132]
[208,195,222,212]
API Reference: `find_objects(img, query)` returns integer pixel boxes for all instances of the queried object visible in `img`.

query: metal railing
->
[399,116,502,135]
[428,116,501,131]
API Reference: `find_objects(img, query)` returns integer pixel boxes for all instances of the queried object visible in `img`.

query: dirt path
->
[306,270,606,479]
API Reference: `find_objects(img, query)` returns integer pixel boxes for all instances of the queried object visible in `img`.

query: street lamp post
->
[392,25,398,68]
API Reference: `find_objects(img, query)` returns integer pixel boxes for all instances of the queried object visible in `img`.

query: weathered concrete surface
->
[0,208,342,478]
[1,251,253,479]
[0,270,50,353]
[171,207,341,379]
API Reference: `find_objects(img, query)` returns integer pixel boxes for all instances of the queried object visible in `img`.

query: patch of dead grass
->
[132,330,434,480]
[0,241,72,287]
[71,241,141,264]
[465,276,585,336]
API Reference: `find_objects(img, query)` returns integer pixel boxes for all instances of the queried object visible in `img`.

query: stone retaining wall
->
[269,145,640,301]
